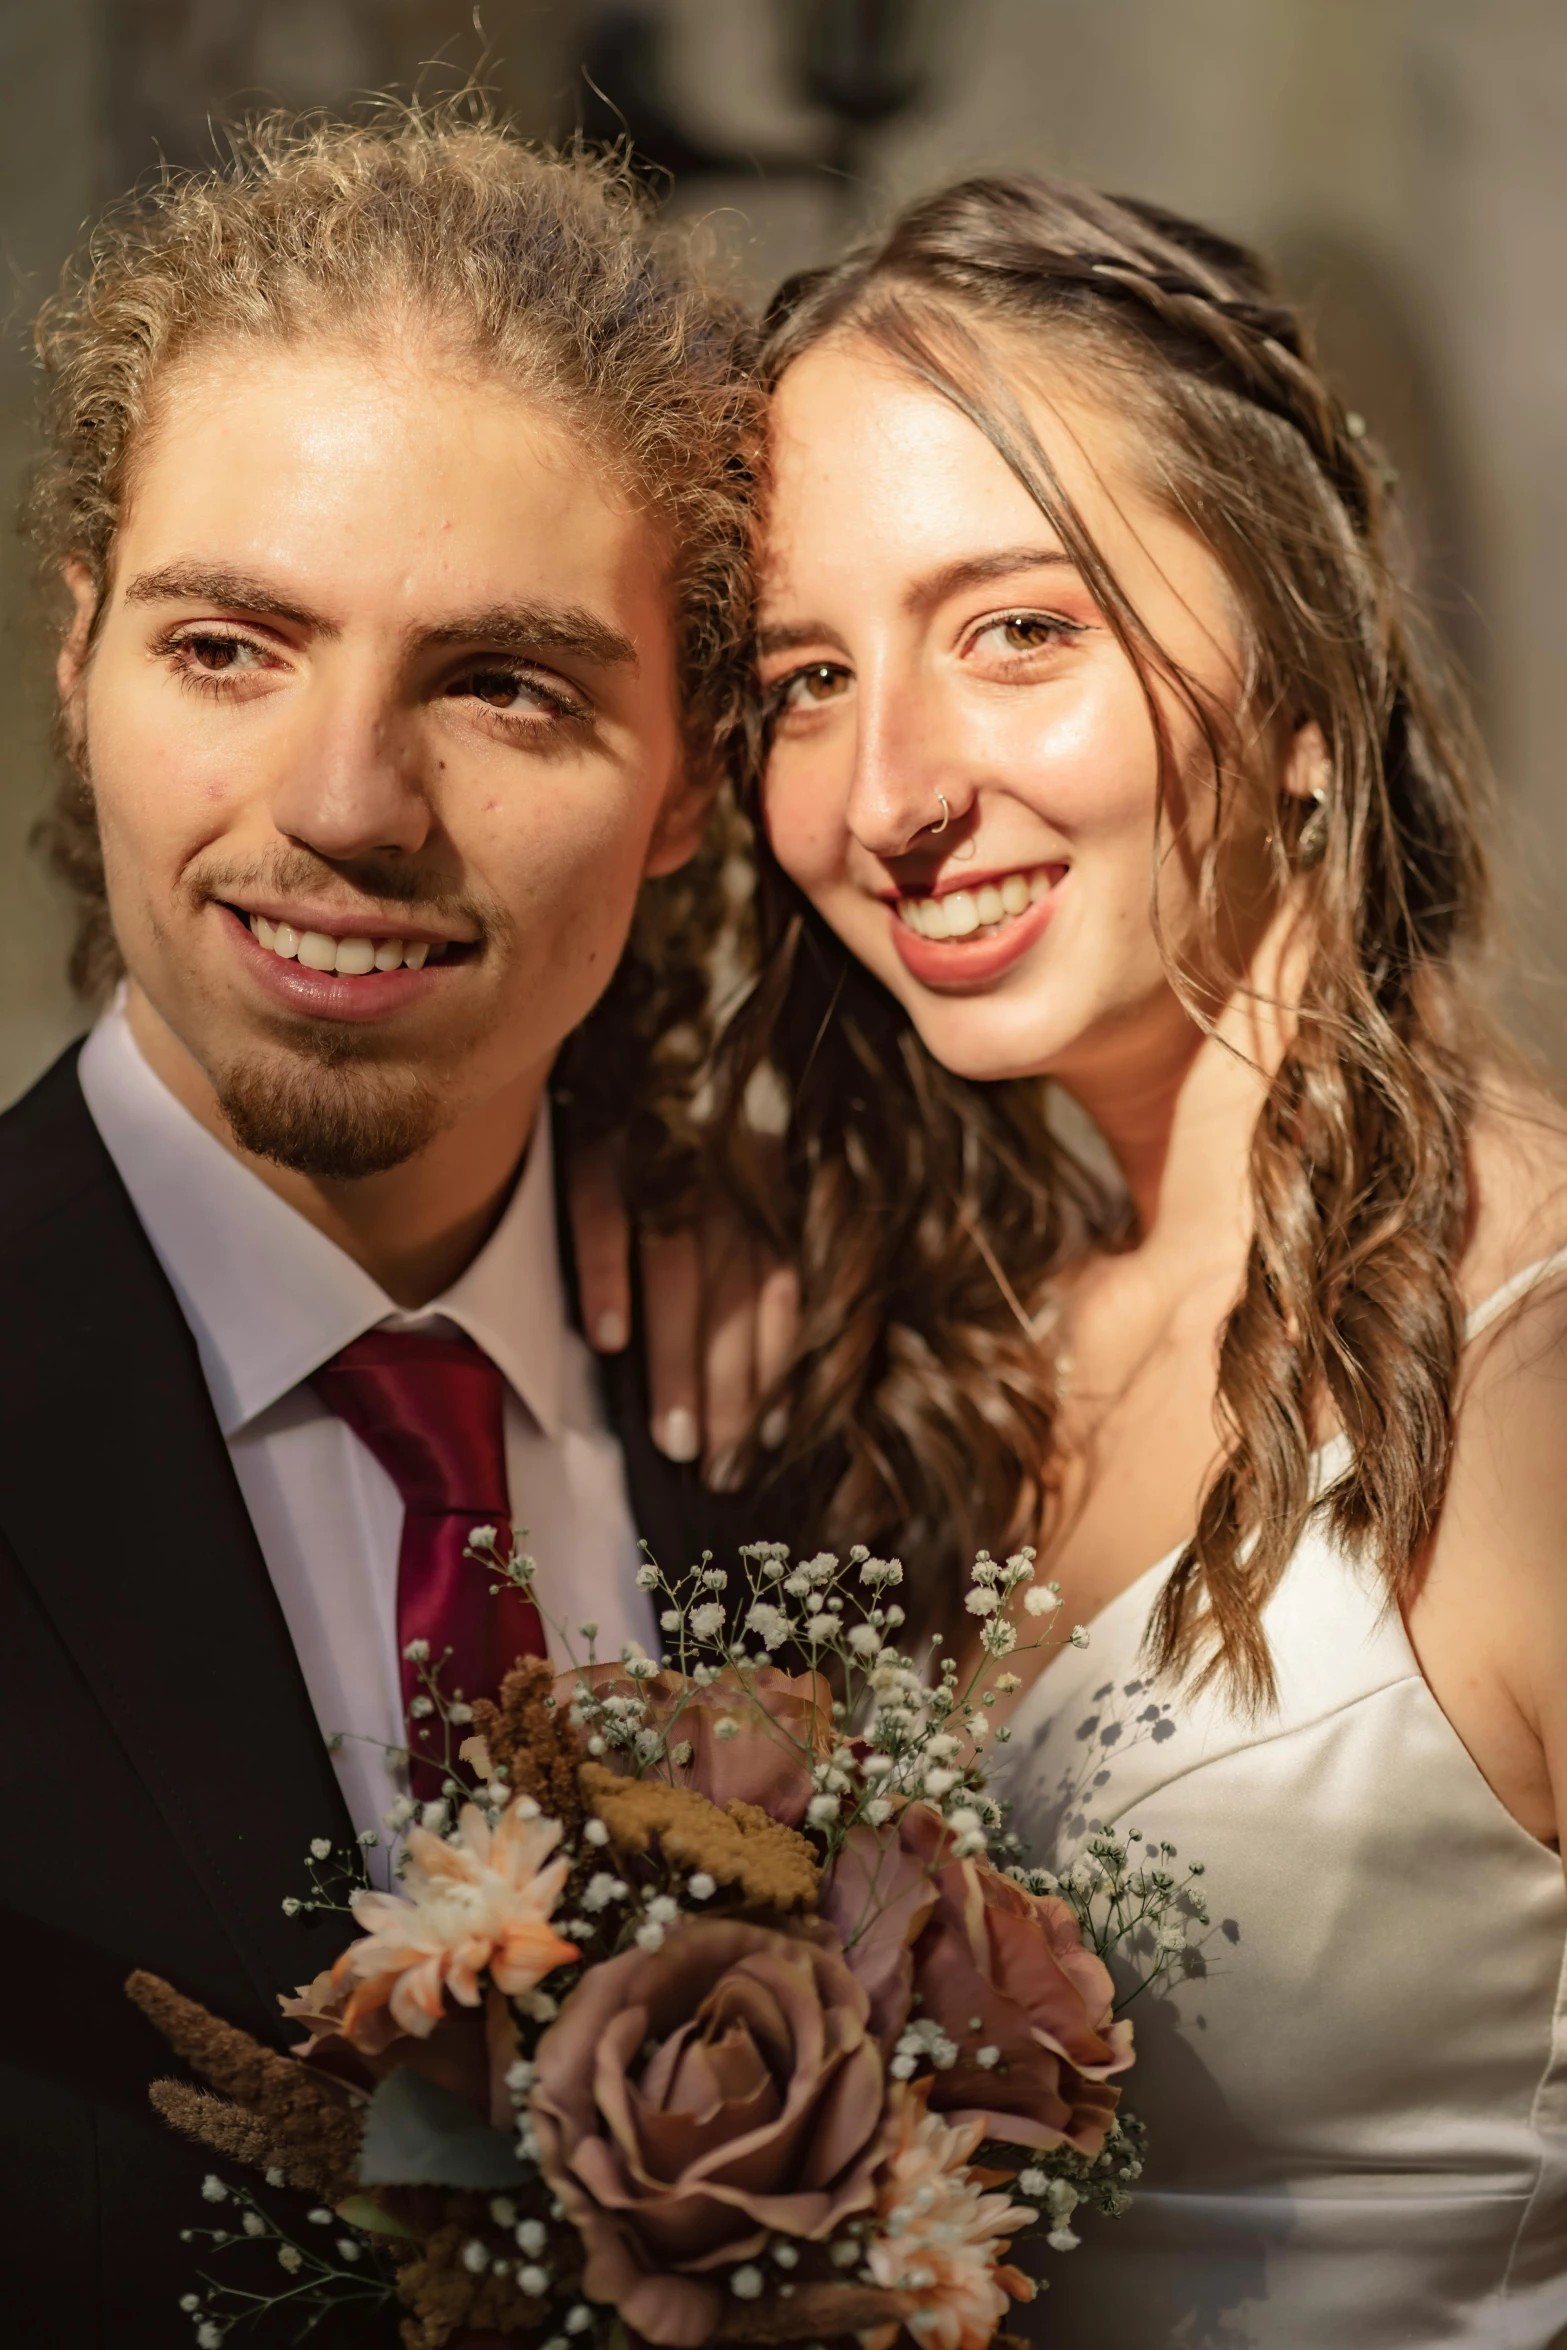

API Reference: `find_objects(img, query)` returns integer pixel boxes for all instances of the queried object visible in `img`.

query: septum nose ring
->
[928,792,950,836]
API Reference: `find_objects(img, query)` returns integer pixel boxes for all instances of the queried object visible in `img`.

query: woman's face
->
[757,333,1269,1092]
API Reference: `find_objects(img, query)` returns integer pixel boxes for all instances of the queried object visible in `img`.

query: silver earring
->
[1297,783,1331,868]
[928,791,950,836]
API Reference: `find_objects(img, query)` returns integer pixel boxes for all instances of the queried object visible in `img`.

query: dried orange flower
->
[862,2084,1036,2350]
[332,1800,577,2042]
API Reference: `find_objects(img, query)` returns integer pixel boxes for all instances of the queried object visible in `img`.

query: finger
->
[566,1141,633,1353]
[641,1227,703,1462]
[754,1263,801,1449]
[702,1236,764,1486]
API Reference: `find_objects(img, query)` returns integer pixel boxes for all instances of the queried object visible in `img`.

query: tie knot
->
[313,1329,510,1516]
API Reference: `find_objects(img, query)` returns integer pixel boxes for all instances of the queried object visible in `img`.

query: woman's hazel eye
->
[784,664,848,707]
[999,616,1061,651]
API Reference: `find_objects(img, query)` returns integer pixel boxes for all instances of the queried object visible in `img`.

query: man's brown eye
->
[469,669,519,708]
[189,635,243,670]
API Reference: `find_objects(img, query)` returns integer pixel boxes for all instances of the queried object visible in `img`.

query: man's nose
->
[268,669,433,863]
[844,672,974,861]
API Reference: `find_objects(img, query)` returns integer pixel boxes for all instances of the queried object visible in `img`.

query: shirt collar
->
[78,997,565,1441]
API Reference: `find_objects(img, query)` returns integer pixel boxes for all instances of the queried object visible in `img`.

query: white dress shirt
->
[79,998,654,1846]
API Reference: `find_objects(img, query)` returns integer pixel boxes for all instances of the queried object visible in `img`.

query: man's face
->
[64,338,700,1176]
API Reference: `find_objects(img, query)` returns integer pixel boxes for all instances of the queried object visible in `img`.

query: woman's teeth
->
[247,912,449,975]
[896,865,1058,941]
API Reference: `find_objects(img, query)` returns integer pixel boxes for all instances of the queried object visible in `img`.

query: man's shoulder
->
[0,1037,110,1251]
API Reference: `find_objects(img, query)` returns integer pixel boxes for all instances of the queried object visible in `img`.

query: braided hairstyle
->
[713,174,1492,1702]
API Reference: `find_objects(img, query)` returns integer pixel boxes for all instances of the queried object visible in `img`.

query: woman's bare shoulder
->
[1460,1061,1567,1312]
[1412,1068,1567,1848]
[1451,1066,1567,1520]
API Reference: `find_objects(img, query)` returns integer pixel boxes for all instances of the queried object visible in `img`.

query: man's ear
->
[1281,717,1331,803]
[642,756,722,880]
[56,560,100,714]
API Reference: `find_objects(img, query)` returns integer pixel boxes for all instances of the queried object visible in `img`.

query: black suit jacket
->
[0,1046,804,2345]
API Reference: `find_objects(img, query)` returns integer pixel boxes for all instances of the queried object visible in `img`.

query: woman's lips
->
[887,870,1065,989]
[222,904,466,1024]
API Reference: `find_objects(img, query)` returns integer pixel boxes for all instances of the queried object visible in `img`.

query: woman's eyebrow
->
[755,619,850,661]
[754,548,1077,663]
[906,546,1076,615]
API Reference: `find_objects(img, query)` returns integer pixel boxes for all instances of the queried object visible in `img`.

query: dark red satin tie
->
[313,1330,547,1799]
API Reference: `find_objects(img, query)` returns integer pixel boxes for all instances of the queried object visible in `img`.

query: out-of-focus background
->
[3,0,1565,1102]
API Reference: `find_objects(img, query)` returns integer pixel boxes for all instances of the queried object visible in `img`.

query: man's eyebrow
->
[122,563,336,635]
[422,604,639,671]
[756,549,1078,662]
[121,570,639,672]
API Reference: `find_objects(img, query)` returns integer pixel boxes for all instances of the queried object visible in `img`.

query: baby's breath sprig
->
[279,1828,379,1920]
[176,2175,396,2345]
[470,1522,612,1677]
[560,1538,1081,1885]
[388,1590,540,1861]
[468,1520,542,1611]
[1018,1830,1212,2007]
[399,1632,482,1799]
[1002,2111,1149,2256]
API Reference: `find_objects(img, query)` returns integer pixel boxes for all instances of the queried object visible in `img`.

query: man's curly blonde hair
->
[27,96,757,1190]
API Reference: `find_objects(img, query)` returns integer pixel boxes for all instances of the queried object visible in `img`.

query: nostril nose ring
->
[928,792,950,836]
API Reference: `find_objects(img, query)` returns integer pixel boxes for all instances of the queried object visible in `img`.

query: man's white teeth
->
[897,864,1058,941]
[249,913,447,973]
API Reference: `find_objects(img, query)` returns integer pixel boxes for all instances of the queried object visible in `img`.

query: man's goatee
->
[214,1049,441,1179]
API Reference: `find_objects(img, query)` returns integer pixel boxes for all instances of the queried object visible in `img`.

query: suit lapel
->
[0,1051,351,2029]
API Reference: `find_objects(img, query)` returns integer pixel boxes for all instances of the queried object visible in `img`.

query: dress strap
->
[1462,1246,1567,1344]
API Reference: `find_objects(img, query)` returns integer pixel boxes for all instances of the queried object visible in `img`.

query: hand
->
[567,1141,800,1487]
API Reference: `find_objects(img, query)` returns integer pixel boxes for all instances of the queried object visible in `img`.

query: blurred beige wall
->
[0,0,99,1101]
[3,0,1566,1102]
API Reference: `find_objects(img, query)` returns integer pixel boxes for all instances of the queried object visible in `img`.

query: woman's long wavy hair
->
[715,174,1494,1703]
[27,96,758,1197]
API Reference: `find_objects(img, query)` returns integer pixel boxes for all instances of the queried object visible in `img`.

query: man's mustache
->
[185,847,495,938]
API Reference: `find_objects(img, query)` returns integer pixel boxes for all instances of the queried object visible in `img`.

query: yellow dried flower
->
[578,1763,819,1912]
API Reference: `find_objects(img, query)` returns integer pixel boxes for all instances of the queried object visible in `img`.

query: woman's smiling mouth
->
[886,861,1067,989]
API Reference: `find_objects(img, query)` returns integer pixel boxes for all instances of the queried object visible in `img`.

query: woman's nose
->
[844,678,973,861]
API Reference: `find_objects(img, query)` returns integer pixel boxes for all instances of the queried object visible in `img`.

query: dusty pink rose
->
[530,1919,893,2347]
[557,1661,832,1827]
[823,1806,1133,2153]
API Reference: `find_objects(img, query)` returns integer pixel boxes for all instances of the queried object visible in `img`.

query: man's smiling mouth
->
[227,905,475,976]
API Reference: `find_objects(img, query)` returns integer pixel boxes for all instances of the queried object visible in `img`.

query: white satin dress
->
[1004,1256,1567,2349]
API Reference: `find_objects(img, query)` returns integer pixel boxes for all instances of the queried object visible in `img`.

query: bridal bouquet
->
[135,1536,1206,2349]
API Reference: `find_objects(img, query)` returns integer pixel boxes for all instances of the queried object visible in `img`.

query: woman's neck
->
[1059,915,1302,1263]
